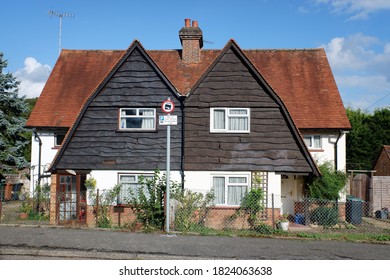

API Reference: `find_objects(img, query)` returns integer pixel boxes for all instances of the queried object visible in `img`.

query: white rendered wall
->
[30,132,59,192]
[184,171,281,208]
[89,170,182,190]
[302,132,347,171]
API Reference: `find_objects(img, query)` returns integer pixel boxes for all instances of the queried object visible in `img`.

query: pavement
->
[0,224,389,260]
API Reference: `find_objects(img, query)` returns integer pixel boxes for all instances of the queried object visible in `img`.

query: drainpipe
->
[33,130,42,212]
[334,130,343,171]
[180,96,185,192]
[33,130,42,187]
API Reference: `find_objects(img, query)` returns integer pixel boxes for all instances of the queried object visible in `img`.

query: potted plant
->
[19,200,32,219]
[276,214,289,231]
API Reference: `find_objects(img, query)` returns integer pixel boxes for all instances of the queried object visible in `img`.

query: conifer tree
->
[0,52,29,179]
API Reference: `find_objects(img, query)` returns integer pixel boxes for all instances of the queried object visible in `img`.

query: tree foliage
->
[346,108,390,170]
[126,170,181,231]
[0,52,30,178]
[307,161,348,200]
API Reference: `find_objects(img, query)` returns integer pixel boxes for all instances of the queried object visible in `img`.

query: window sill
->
[210,205,240,210]
[308,149,324,152]
[210,131,250,134]
[116,129,158,133]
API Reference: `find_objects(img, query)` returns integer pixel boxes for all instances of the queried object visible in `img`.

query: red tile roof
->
[26,50,123,128]
[26,45,351,130]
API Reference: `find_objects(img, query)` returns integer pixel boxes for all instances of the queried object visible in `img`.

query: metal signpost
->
[160,98,175,233]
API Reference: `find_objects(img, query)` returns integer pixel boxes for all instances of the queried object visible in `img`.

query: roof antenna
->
[48,10,74,55]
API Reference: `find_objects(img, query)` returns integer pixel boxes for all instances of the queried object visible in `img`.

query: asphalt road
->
[0,225,389,260]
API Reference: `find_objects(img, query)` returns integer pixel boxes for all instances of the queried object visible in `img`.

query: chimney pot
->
[185,18,191,27]
[192,20,198,27]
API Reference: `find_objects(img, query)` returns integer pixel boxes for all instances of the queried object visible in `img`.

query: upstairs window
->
[54,132,66,146]
[210,108,250,133]
[303,135,322,150]
[119,108,156,131]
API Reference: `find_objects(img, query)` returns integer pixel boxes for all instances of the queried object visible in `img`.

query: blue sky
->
[2,0,390,111]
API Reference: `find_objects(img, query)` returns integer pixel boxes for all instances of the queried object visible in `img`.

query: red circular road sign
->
[161,99,175,114]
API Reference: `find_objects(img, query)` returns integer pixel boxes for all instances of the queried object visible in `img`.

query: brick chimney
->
[179,18,203,63]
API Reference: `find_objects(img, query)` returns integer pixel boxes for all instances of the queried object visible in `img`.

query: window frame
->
[117,173,154,204]
[210,108,250,133]
[54,132,66,147]
[303,135,322,150]
[212,174,250,206]
[119,108,156,131]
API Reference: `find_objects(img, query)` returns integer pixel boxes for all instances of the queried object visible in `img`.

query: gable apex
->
[184,39,320,176]
[49,40,181,172]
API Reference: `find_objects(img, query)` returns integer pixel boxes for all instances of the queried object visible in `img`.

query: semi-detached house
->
[26,19,351,226]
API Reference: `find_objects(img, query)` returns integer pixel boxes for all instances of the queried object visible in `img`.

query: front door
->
[57,174,86,225]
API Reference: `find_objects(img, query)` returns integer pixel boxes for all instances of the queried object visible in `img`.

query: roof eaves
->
[239,44,321,177]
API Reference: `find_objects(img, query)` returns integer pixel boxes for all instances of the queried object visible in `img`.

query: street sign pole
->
[166,114,171,233]
[161,97,176,233]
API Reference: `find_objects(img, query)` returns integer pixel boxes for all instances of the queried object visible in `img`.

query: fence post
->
[304,197,310,226]
[0,184,3,223]
[96,189,99,227]
[271,193,275,228]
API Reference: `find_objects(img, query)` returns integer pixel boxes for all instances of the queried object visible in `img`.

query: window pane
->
[123,109,137,116]
[141,118,155,129]
[229,177,247,184]
[213,177,225,204]
[213,109,226,129]
[227,185,247,205]
[120,175,136,182]
[313,136,321,148]
[229,109,247,115]
[125,118,142,128]
[119,183,141,204]
[303,136,312,147]
[228,116,248,131]
[139,109,154,116]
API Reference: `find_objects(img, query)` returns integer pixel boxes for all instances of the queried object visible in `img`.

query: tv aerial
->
[48,10,74,54]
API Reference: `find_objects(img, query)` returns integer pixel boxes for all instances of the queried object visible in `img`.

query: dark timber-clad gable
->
[184,41,318,175]
[52,42,182,171]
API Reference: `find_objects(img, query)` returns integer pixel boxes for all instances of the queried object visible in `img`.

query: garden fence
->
[1,187,389,238]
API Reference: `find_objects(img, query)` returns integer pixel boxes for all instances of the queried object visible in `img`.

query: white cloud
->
[320,33,379,71]
[321,34,390,110]
[14,57,52,98]
[312,0,390,20]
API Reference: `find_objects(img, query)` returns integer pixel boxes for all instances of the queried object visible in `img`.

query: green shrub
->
[227,188,265,230]
[87,180,121,228]
[310,206,339,227]
[173,190,214,232]
[239,188,265,229]
[126,170,181,231]
[253,223,275,235]
[307,161,348,200]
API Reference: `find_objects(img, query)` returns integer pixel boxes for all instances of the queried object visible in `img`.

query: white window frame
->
[212,174,250,206]
[117,173,154,204]
[303,135,322,150]
[119,108,156,131]
[210,108,250,133]
[54,132,66,147]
